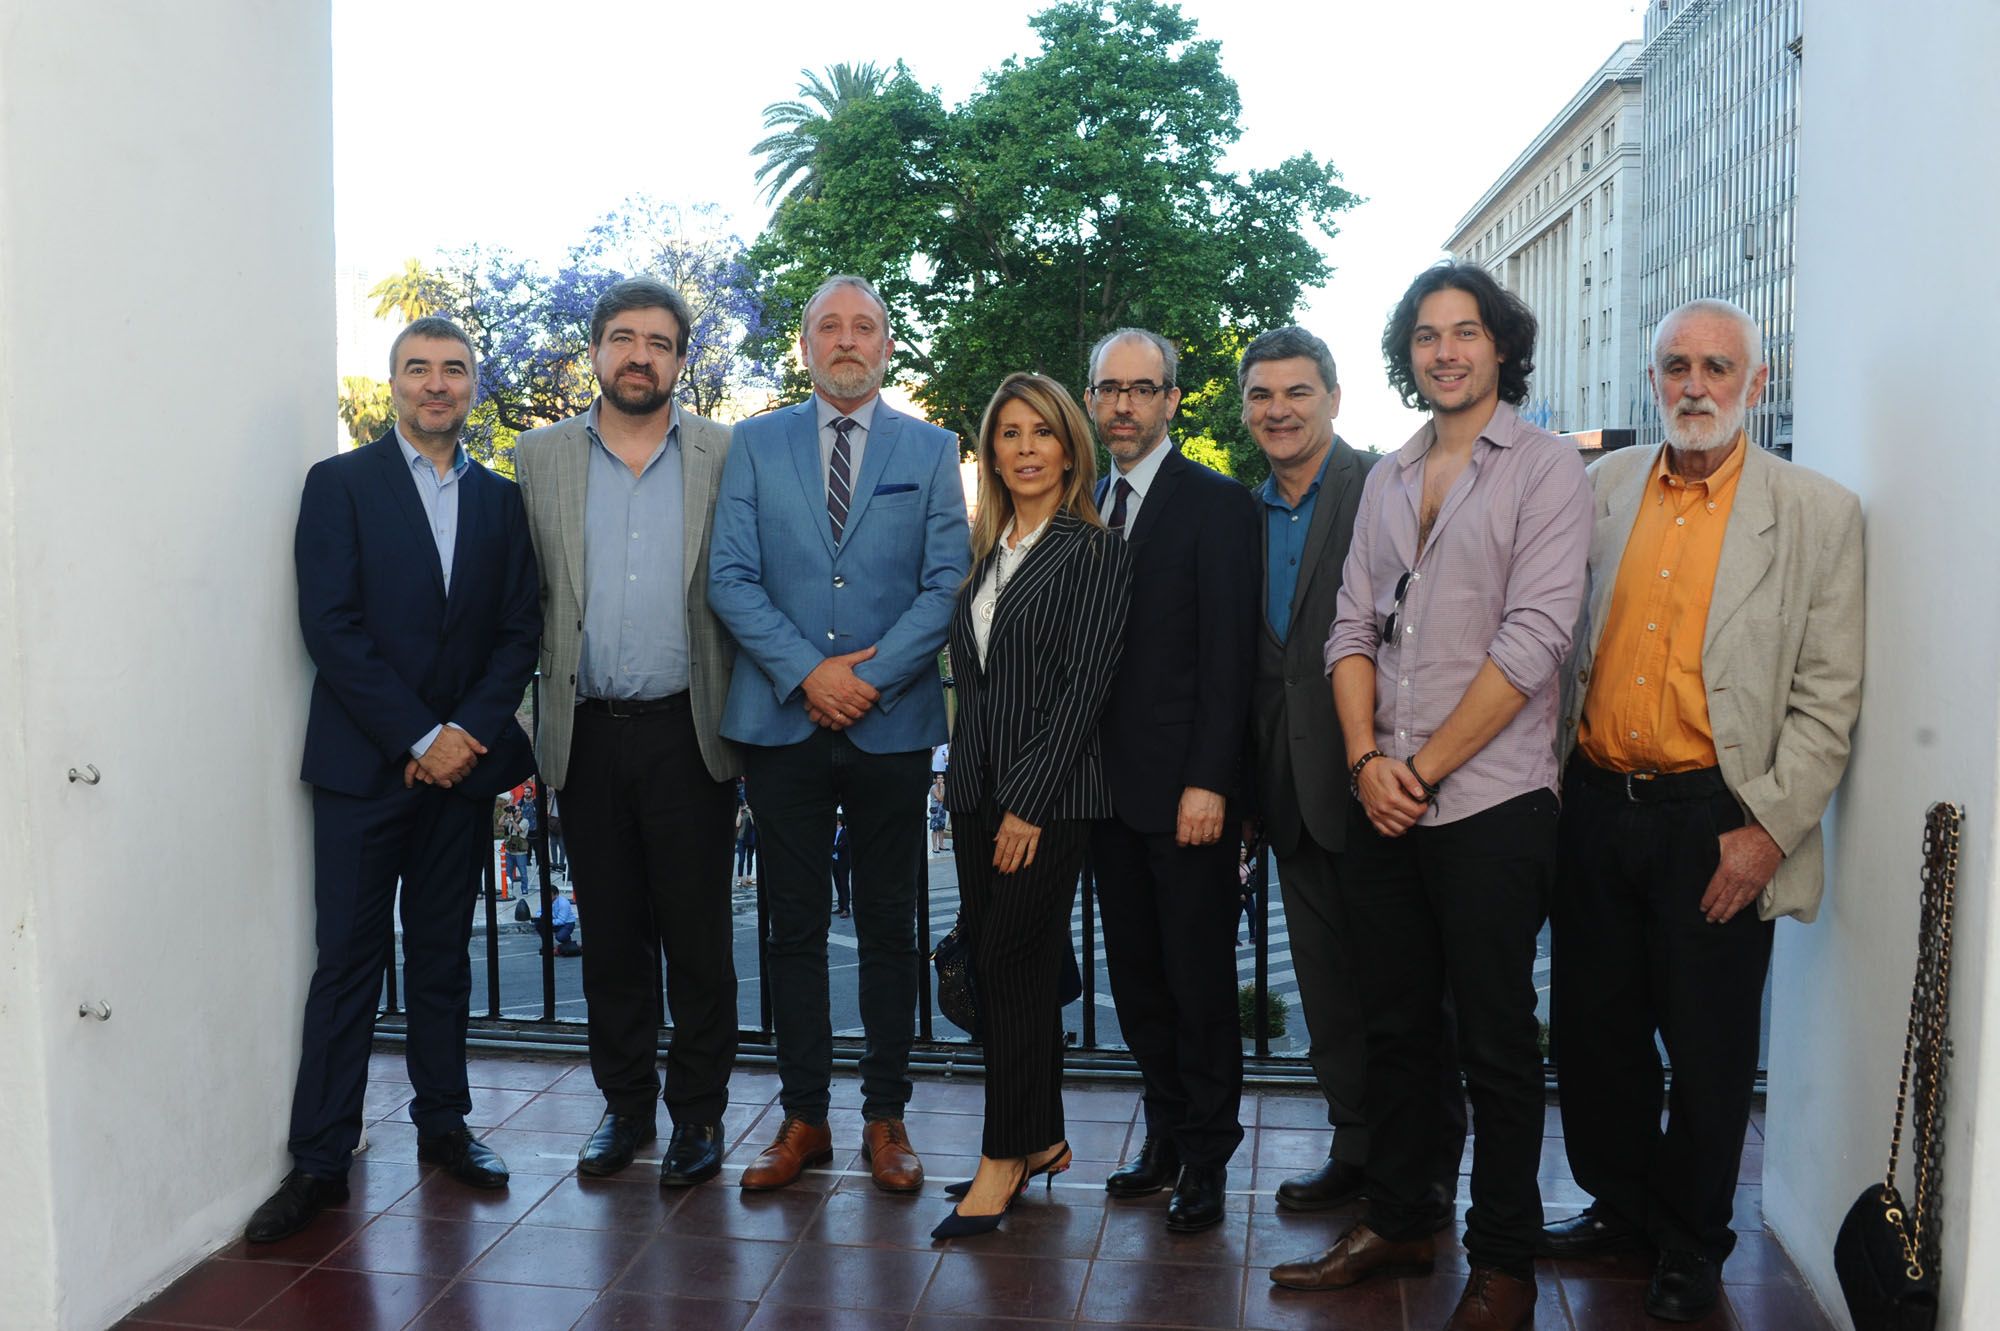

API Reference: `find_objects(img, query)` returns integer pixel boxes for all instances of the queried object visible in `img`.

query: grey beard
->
[1662,400,1746,452]
[811,359,883,400]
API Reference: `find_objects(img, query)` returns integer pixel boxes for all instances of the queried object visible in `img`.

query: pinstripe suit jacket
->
[514,408,741,788]
[944,511,1134,828]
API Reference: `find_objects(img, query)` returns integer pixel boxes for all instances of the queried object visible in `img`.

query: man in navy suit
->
[1087,327,1259,1234]
[709,275,970,1191]
[247,317,540,1243]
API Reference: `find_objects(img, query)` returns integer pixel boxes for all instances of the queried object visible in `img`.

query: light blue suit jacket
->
[709,397,970,753]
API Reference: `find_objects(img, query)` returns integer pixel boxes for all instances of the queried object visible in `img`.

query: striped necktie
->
[828,416,856,543]
[1106,477,1133,539]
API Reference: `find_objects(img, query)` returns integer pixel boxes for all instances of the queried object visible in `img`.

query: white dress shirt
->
[971,516,1050,666]
[1108,436,1175,538]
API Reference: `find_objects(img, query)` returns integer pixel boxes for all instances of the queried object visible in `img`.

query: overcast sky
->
[334,0,1646,449]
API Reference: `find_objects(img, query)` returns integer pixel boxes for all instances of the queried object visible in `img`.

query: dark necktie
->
[1106,477,1133,539]
[828,416,856,543]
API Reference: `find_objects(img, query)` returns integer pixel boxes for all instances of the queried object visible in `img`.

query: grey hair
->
[1238,325,1338,392]
[802,274,891,331]
[1088,328,1179,387]
[389,316,476,377]
[1653,298,1765,371]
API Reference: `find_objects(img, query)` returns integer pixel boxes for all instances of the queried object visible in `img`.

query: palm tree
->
[752,62,888,209]
[369,258,450,322]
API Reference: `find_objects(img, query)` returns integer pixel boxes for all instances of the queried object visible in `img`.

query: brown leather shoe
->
[1268,1223,1436,1291]
[1443,1265,1536,1330]
[738,1117,833,1191]
[861,1118,925,1193]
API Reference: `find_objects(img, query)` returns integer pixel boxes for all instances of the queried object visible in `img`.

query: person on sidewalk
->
[1271,263,1591,1331]
[248,317,538,1244]
[709,274,970,1193]
[830,812,851,917]
[514,278,743,1188]
[1540,298,1864,1323]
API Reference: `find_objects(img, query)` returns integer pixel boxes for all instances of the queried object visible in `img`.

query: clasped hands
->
[402,724,487,789]
[803,646,879,730]
[1356,755,1430,838]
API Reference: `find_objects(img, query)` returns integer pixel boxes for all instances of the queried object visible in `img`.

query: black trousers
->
[1339,788,1557,1273]
[1278,834,1468,1183]
[1551,762,1770,1261]
[1092,817,1244,1167]
[289,783,485,1177]
[954,808,1089,1158]
[743,731,931,1122]
[559,699,738,1125]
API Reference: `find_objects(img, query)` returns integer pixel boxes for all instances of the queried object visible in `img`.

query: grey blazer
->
[514,409,741,788]
[1560,441,1865,922]
[1250,437,1377,858]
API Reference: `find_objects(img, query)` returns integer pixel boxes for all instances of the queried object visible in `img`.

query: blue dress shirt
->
[578,400,689,700]
[1259,447,1334,643]
[395,428,469,758]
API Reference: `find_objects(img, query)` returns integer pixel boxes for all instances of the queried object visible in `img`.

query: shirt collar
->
[1393,400,1522,472]
[1259,442,1335,510]
[393,426,467,479]
[815,393,880,433]
[1652,432,1748,494]
[1113,434,1175,498]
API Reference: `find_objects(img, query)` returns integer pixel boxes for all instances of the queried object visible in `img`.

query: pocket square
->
[872,482,919,496]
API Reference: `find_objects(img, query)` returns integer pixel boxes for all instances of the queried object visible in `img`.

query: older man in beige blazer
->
[515,277,742,1189]
[1540,298,1864,1324]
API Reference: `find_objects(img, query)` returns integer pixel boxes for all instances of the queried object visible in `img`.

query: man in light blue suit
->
[710,274,971,1192]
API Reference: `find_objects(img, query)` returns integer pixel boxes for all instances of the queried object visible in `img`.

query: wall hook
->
[67,764,101,785]
[78,1000,112,1022]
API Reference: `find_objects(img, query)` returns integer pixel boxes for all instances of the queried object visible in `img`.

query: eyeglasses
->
[1380,570,1414,645]
[1089,381,1171,403]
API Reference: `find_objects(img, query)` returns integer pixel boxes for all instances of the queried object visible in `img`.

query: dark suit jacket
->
[1250,437,1379,857]
[1095,446,1260,836]
[295,432,541,802]
[945,511,1134,828]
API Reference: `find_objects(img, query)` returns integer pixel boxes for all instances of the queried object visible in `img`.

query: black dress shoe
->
[1535,1205,1647,1258]
[578,1113,657,1178]
[1276,1155,1366,1211]
[661,1123,724,1186]
[417,1127,509,1189]
[1105,1136,1182,1198]
[1645,1249,1721,1322]
[245,1169,349,1243]
[1165,1164,1226,1232]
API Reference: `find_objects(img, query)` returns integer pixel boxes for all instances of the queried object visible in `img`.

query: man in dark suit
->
[1239,328,1470,1224]
[1088,327,1258,1233]
[248,317,540,1243]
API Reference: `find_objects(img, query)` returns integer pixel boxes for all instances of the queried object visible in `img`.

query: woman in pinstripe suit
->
[933,373,1135,1239]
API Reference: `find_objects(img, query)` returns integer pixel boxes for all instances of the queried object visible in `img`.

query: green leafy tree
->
[369,258,454,322]
[745,0,1357,487]
[753,62,891,210]
[336,375,395,446]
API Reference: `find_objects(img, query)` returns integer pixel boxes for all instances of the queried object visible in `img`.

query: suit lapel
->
[1287,440,1356,629]
[787,402,837,559]
[444,462,484,622]
[1703,443,1776,654]
[1586,449,1655,659]
[839,404,902,543]
[552,419,590,609]
[372,434,447,606]
[1129,446,1186,547]
[990,513,1078,649]
[681,416,714,594]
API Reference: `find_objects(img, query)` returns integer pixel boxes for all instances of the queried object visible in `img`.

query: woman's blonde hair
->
[968,372,1102,567]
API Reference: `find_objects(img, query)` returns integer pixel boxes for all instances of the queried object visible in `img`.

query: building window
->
[1581,316,1591,348]
[1603,181,1614,220]
[1603,122,1614,155]
[1581,385,1591,421]
[1581,198,1592,235]
[1582,260,1592,290]
[1582,142,1593,172]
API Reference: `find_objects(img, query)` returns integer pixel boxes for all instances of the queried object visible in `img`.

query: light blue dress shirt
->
[578,400,689,700]
[395,428,469,758]
[1259,446,1333,643]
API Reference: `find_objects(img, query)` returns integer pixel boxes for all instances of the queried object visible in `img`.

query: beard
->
[1662,394,1748,452]
[602,369,673,416]
[810,353,885,402]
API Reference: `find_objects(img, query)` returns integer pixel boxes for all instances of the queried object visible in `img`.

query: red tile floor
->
[120,1049,1835,1330]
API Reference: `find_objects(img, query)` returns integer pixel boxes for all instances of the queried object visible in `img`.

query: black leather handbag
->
[932,919,980,1039]
[1834,803,1959,1331]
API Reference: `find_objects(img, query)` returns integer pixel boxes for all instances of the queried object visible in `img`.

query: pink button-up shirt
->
[1325,402,1591,825]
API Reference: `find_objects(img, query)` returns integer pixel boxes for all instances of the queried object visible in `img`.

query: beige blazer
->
[1560,441,1864,921]
[514,410,741,788]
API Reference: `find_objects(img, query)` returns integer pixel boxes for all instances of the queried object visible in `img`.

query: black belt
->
[1566,755,1726,803]
[576,693,687,718]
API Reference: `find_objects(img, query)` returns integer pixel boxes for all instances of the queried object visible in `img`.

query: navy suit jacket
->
[295,432,541,802]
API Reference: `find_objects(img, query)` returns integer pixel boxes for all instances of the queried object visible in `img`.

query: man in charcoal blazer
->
[514,278,743,1187]
[1087,327,1259,1233]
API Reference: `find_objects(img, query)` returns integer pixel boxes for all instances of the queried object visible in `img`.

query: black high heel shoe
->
[944,1141,1072,1199]
[931,1160,1033,1239]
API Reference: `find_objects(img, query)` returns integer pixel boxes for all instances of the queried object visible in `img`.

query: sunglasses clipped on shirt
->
[1381,570,1414,645]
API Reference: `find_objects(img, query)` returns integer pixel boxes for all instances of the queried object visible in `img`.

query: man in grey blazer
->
[514,278,742,1187]
[1237,327,1467,1222]
[1541,298,1864,1322]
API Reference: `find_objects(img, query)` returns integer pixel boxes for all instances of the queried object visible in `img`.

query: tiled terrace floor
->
[121,1049,1833,1330]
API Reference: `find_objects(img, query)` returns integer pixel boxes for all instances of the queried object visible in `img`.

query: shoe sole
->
[1104,1179,1173,1199]
[1274,1188,1365,1213]
[740,1146,834,1190]
[576,1139,655,1179]
[1269,1260,1434,1291]
[869,1169,926,1194]
[660,1159,722,1187]
[1165,1211,1226,1233]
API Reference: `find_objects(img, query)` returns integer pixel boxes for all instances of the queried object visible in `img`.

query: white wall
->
[0,4,332,1327]
[1764,2,2000,1326]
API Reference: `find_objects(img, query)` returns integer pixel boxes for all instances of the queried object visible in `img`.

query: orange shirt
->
[1577,439,1745,772]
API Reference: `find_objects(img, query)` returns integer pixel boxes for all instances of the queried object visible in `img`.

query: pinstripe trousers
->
[953,807,1089,1159]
